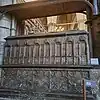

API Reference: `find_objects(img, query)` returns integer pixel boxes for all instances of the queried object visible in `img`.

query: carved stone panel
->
[3,31,90,65]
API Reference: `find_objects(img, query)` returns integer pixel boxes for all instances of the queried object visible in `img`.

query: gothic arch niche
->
[66,37,74,64]
[62,41,66,64]
[44,42,50,64]
[26,40,34,64]
[40,43,44,64]
[10,44,15,64]
[79,36,87,65]
[55,42,61,64]
[24,40,30,64]
[4,43,10,64]
[34,43,40,64]
[51,40,55,64]
[14,41,20,64]
[75,42,80,64]
[19,44,24,64]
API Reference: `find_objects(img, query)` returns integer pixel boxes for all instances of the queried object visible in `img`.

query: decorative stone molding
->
[66,37,73,42]
[79,36,86,41]
[3,31,89,65]
[44,39,50,44]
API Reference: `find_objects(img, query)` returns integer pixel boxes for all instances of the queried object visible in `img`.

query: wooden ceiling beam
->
[0,0,93,20]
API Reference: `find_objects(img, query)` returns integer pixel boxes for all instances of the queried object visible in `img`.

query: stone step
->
[0,88,95,100]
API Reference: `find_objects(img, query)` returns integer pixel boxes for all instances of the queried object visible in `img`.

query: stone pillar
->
[97,0,100,13]
[0,0,17,65]
[93,0,98,15]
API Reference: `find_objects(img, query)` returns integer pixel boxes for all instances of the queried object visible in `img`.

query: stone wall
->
[0,68,93,100]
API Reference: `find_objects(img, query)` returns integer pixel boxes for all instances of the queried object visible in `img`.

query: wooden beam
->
[0,0,93,20]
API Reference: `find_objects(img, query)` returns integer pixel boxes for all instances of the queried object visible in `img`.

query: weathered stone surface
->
[0,68,92,100]
[3,31,89,65]
[1,31,93,100]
